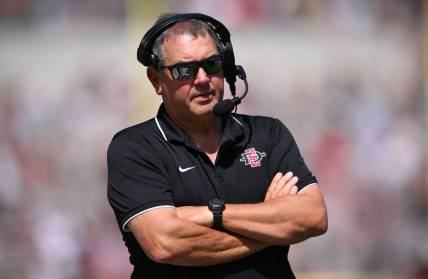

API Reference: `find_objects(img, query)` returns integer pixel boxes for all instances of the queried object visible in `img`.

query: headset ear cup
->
[221,41,237,95]
[137,43,145,65]
[150,54,159,69]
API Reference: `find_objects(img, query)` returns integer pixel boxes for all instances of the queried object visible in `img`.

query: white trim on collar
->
[155,116,168,141]
[231,116,244,127]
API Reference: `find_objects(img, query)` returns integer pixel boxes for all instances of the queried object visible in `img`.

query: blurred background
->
[0,0,426,278]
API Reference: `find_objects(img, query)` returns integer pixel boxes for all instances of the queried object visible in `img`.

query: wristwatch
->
[208,198,225,230]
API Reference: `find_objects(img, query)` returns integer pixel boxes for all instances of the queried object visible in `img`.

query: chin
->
[190,101,218,116]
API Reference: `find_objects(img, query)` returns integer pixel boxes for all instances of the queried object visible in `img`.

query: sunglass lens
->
[171,63,198,80]
[169,57,222,80]
[203,59,222,75]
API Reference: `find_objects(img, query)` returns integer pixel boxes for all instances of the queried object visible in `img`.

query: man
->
[107,13,327,278]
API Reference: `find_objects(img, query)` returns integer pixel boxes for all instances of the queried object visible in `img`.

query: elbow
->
[275,203,328,245]
[146,247,174,264]
[144,237,179,264]
[292,205,328,240]
[312,217,328,236]
[275,211,328,245]
[309,206,328,236]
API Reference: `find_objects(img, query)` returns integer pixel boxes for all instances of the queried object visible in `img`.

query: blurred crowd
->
[0,0,426,278]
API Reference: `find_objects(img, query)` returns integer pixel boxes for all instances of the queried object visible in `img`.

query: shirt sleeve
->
[268,119,317,190]
[107,136,175,232]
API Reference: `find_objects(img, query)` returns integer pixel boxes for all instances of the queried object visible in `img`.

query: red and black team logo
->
[240,148,266,168]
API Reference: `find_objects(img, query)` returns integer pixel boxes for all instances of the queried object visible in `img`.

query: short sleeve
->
[107,136,174,231]
[268,119,317,190]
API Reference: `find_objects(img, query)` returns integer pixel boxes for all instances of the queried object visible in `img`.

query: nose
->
[194,66,210,84]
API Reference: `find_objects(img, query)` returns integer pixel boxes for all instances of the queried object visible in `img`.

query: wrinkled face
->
[148,33,224,120]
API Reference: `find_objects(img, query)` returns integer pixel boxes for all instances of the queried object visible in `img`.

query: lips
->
[192,91,213,100]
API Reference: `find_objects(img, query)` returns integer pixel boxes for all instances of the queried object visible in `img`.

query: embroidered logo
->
[178,166,196,173]
[240,148,266,168]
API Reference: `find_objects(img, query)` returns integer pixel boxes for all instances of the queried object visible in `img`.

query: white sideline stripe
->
[155,117,168,141]
[122,205,175,232]
[231,116,244,127]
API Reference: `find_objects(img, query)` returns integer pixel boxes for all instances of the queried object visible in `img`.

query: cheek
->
[172,84,193,100]
[215,80,224,96]
[162,78,189,95]
[211,76,224,90]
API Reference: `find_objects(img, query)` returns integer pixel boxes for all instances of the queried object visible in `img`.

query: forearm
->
[223,192,327,245]
[164,221,268,266]
[176,185,327,246]
[129,208,267,267]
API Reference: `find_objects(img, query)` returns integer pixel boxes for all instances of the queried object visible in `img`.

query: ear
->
[147,67,163,95]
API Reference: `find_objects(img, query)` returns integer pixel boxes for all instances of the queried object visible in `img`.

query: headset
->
[137,13,248,117]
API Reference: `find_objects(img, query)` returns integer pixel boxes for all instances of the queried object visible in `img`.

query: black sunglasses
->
[159,55,223,80]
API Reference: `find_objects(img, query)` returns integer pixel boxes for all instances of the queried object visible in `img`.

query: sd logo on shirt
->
[239,148,266,168]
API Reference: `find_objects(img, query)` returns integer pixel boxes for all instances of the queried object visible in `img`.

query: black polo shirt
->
[107,104,317,279]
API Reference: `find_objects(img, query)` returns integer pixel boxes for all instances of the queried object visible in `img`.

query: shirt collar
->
[155,104,247,148]
[221,113,247,147]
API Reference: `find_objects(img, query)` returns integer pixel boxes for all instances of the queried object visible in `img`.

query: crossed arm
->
[128,172,328,266]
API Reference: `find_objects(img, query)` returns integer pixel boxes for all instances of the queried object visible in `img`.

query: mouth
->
[192,91,214,100]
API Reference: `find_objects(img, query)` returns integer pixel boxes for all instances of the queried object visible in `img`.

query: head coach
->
[107,13,328,279]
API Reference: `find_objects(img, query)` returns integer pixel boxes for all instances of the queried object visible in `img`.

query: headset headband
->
[137,13,238,96]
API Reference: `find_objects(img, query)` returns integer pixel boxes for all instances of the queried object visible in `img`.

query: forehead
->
[162,33,219,64]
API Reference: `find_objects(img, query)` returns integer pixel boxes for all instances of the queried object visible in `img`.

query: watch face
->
[210,199,225,211]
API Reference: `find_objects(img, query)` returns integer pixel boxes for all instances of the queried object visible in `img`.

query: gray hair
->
[152,15,222,67]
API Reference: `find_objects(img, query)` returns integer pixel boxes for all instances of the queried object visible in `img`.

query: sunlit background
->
[0,0,426,278]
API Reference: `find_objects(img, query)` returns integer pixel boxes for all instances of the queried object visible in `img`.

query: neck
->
[171,112,223,156]
[175,114,222,139]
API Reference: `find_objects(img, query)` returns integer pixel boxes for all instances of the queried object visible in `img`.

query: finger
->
[265,172,283,201]
[290,186,298,195]
[273,172,283,182]
[269,172,293,199]
[279,176,299,196]
[266,172,283,200]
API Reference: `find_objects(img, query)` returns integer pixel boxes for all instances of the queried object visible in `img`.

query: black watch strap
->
[208,198,225,230]
[212,211,223,230]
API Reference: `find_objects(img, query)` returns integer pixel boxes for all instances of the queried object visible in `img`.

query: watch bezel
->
[209,198,225,212]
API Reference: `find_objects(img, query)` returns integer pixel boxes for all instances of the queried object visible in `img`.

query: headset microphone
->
[213,65,248,117]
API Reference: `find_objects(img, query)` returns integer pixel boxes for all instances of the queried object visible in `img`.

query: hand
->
[264,172,299,201]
